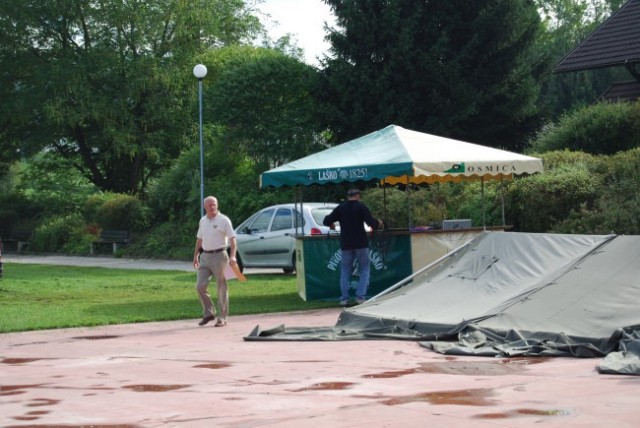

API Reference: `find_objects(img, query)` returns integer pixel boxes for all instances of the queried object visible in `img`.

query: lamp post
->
[193,64,208,217]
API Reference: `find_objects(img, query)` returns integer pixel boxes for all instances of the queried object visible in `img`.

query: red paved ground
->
[2,308,639,427]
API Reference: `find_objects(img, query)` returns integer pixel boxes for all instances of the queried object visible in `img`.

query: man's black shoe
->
[198,315,215,326]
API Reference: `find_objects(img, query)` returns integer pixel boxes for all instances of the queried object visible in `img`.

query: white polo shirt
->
[197,213,236,251]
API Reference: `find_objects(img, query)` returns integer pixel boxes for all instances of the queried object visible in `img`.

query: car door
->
[237,208,274,266]
[261,207,297,265]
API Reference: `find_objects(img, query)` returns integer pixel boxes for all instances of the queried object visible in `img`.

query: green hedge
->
[531,101,640,155]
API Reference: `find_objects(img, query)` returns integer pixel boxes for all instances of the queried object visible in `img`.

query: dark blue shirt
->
[323,200,379,250]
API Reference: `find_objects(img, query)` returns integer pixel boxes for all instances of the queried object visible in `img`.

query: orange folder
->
[224,263,247,282]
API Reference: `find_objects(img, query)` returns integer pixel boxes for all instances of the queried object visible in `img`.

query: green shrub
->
[363,187,415,228]
[552,148,640,235]
[449,180,505,228]
[552,187,640,235]
[361,181,506,230]
[0,193,40,238]
[146,148,201,223]
[0,161,20,196]
[505,161,603,232]
[531,101,640,155]
[549,203,608,235]
[534,149,600,171]
[0,198,22,238]
[124,221,196,259]
[0,163,40,237]
[83,194,111,224]
[600,147,640,184]
[94,193,150,232]
[30,214,92,254]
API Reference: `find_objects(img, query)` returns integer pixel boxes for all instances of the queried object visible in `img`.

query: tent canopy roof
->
[260,125,543,188]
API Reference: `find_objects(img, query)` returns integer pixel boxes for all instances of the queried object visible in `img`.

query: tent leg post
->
[501,176,506,227]
[383,181,388,222]
[406,177,413,230]
[481,177,486,230]
[295,186,304,235]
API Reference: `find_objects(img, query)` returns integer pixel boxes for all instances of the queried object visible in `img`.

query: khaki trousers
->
[196,252,229,320]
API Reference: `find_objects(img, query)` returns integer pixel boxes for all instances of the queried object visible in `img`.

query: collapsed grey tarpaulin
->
[244,232,640,375]
[421,325,623,358]
[421,233,640,368]
[597,330,640,375]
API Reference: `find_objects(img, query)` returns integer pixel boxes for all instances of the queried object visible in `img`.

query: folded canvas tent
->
[245,231,640,376]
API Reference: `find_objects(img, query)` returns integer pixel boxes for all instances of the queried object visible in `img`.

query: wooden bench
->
[90,230,130,255]
[1,231,32,253]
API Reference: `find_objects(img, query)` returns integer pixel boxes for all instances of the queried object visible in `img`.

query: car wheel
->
[282,252,296,274]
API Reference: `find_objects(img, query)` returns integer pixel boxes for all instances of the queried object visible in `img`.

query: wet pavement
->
[1,256,640,427]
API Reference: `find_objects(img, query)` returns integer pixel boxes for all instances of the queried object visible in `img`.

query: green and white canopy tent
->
[260,125,543,188]
[260,125,543,226]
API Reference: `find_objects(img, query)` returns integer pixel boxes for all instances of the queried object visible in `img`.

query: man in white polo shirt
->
[192,195,237,327]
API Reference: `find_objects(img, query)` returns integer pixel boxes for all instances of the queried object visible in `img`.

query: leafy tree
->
[202,45,328,170]
[0,0,261,194]
[16,152,98,213]
[258,32,306,65]
[319,0,544,151]
[534,0,630,119]
[0,153,97,237]
[148,123,293,227]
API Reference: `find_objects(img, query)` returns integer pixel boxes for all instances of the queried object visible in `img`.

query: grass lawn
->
[0,263,337,333]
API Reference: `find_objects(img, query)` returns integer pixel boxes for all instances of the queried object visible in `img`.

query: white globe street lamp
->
[193,64,208,217]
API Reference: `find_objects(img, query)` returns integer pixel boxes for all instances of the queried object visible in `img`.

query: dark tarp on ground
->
[244,231,640,375]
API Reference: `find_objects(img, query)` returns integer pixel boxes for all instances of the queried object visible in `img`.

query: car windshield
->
[236,213,259,232]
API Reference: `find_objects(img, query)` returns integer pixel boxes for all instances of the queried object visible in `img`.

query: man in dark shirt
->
[323,188,383,305]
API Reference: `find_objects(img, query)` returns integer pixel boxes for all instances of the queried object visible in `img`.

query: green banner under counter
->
[296,234,412,301]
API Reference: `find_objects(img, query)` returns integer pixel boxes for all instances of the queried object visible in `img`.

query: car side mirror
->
[241,226,252,234]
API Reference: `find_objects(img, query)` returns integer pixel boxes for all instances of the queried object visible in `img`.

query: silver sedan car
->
[235,203,338,274]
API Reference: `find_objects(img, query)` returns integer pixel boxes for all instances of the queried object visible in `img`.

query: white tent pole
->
[383,180,388,221]
[406,176,413,229]
[295,186,303,236]
[367,237,476,302]
[481,177,486,230]
[501,176,506,226]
